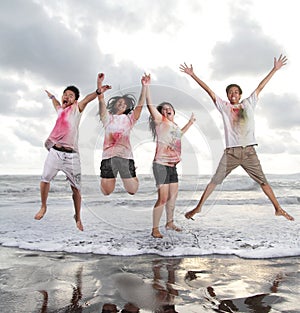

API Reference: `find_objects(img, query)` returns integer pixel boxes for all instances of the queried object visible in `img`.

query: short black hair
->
[64,85,80,100]
[226,84,242,95]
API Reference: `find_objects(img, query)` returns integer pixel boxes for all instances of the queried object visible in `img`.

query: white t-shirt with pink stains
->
[154,116,182,165]
[102,113,137,159]
[215,91,257,148]
[45,103,82,152]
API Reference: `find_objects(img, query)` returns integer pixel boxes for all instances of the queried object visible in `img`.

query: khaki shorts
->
[41,148,81,190]
[211,145,268,185]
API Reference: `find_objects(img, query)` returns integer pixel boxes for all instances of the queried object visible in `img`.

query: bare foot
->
[34,207,47,220]
[74,215,84,231]
[275,208,294,221]
[151,227,163,238]
[184,208,200,220]
[165,221,182,232]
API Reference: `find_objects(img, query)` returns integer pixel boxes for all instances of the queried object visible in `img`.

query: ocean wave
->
[0,174,299,259]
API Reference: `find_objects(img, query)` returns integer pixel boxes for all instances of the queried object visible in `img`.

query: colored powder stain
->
[111,132,123,143]
[51,108,70,138]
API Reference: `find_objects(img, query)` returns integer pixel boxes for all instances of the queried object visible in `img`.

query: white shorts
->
[41,148,81,190]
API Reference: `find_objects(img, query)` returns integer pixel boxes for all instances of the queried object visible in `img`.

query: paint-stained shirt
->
[102,113,137,159]
[45,103,82,152]
[154,116,182,165]
[215,92,257,148]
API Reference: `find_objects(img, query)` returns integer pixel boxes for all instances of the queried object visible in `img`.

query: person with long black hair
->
[146,76,195,238]
[98,73,150,195]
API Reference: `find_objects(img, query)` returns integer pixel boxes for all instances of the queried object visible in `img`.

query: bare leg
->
[100,178,116,195]
[122,177,139,195]
[38,290,48,313]
[71,185,84,231]
[165,183,181,231]
[152,184,169,238]
[35,181,50,220]
[260,183,294,221]
[185,182,217,220]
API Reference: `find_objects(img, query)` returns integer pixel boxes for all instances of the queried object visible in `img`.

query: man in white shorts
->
[34,74,111,230]
[180,55,294,221]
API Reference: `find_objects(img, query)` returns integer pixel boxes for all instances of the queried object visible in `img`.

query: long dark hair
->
[149,102,175,140]
[107,94,136,115]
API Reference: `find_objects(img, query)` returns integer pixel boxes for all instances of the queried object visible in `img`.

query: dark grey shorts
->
[100,157,136,179]
[152,162,178,186]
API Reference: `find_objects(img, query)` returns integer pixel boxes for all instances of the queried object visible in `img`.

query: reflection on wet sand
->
[113,258,180,312]
[30,253,296,313]
[114,258,288,312]
[185,270,284,312]
[151,259,180,313]
[37,266,83,312]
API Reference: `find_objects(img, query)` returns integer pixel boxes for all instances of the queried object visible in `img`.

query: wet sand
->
[0,246,299,312]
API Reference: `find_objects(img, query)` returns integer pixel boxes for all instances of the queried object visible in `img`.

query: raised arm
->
[146,76,163,123]
[181,113,196,134]
[133,73,150,120]
[45,90,61,111]
[78,73,111,113]
[255,54,287,97]
[180,63,216,103]
[97,73,112,121]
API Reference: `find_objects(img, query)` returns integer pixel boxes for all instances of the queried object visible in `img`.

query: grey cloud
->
[258,93,300,129]
[210,6,283,79]
[0,79,28,115]
[0,0,106,89]
[0,0,185,119]
[0,83,55,118]
[13,119,49,147]
[52,0,183,34]
[258,130,300,155]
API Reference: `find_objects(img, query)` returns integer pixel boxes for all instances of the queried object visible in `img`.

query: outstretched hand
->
[97,73,112,94]
[189,112,196,123]
[45,90,53,99]
[141,73,151,85]
[100,85,112,93]
[274,54,287,71]
[179,62,194,76]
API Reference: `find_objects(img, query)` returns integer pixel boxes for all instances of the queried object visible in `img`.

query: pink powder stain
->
[111,132,122,143]
[51,108,70,138]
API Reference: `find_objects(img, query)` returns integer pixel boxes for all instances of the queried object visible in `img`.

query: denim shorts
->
[100,157,136,179]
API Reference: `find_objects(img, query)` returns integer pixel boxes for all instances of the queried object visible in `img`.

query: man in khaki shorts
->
[34,73,111,231]
[180,55,294,221]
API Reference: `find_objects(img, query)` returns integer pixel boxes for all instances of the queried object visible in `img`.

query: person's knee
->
[127,188,139,195]
[41,175,52,184]
[100,183,114,195]
[101,187,113,196]
[126,184,138,195]
[123,178,138,195]
[40,180,50,186]
[157,197,168,206]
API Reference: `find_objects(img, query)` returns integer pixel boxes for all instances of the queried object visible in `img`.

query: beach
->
[0,174,299,312]
[1,246,299,312]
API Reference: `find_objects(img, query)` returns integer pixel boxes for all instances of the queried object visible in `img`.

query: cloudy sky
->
[1,0,299,176]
